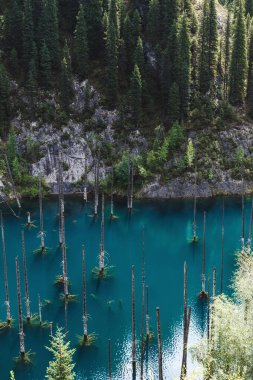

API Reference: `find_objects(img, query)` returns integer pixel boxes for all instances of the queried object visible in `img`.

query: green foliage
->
[39,41,51,89]
[186,138,195,167]
[74,4,89,79]
[23,0,34,75]
[229,0,247,105]
[169,122,185,148]
[10,371,15,380]
[198,0,218,94]
[0,64,10,137]
[191,253,253,380]
[46,327,76,380]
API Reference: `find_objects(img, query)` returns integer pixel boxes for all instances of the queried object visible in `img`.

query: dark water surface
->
[0,196,247,379]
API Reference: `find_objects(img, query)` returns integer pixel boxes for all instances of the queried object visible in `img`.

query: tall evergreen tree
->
[75,4,89,79]
[147,0,160,47]
[4,0,23,56]
[130,64,142,125]
[224,11,231,100]
[229,0,247,105]
[23,0,34,74]
[0,65,10,138]
[198,0,218,94]
[168,81,180,124]
[9,49,19,77]
[106,1,119,105]
[247,66,253,117]
[46,327,76,380]
[82,0,104,58]
[178,15,191,120]
[39,41,51,89]
[247,22,253,100]
[134,36,145,76]
[46,0,60,69]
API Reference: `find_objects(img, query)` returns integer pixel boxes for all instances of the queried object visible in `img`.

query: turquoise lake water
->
[0,196,248,380]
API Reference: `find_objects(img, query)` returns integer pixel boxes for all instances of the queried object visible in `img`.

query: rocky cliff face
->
[5,79,253,200]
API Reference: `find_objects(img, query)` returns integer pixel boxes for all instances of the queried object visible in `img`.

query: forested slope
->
[0,0,252,198]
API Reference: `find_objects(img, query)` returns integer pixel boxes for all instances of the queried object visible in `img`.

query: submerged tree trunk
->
[39,177,45,251]
[200,211,207,298]
[94,158,99,216]
[22,231,30,322]
[146,286,150,340]
[140,228,145,380]
[181,262,191,379]
[99,193,105,275]
[132,265,136,375]
[82,245,88,340]
[241,191,245,252]
[127,157,134,212]
[247,197,253,252]
[83,155,88,202]
[16,257,25,357]
[38,294,42,325]
[220,198,225,293]
[156,307,163,380]
[193,167,197,242]
[0,211,11,324]
[108,338,112,380]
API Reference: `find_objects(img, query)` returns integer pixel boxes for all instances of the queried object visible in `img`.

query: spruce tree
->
[9,49,19,77]
[147,0,160,47]
[0,64,10,138]
[178,15,191,120]
[4,0,23,57]
[229,0,247,105]
[247,22,253,100]
[27,59,37,97]
[74,4,89,79]
[46,0,60,69]
[130,64,142,126]
[46,327,76,380]
[134,36,145,76]
[39,41,51,89]
[23,0,34,74]
[224,11,231,100]
[82,0,104,58]
[106,2,119,105]
[247,66,253,117]
[168,82,180,124]
[198,0,218,94]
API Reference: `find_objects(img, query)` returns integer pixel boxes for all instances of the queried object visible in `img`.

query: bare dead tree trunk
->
[16,257,25,357]
[132,265,136,375]
[0,211,11,324]
[27,212,31,226]
[83,155,88,202]
[4,154,21,209]
[156,307,163,380]
[22,231,30,322]
[207,274,210,342]
[39,177,45,251]
[146,286,150,340]
[200,211,207,298]
[193,167,197,242]
[140,227,145,380]
[50,322,53,336]
[82,245,88,340]
[210,267,216,344]
[94,158,99,216]
[99,193,105,275]
[127,157,133,212]
[38,294,42,325]
[108,338,112,380]
[58,153,64,246]
[110,168,114,218]
[242,192,245,252]
[62,243,69,297]
[247,197,253,252]
[220,198,225,293]
[181,262,188,379]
